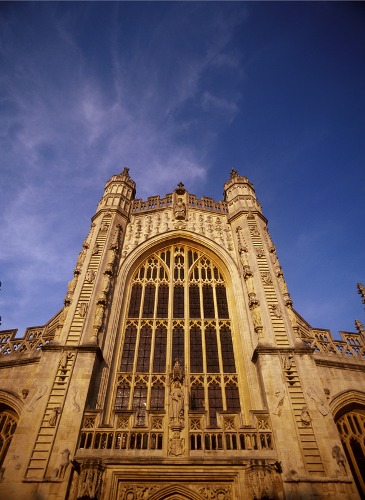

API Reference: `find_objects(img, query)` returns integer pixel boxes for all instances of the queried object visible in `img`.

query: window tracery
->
[115,244,241,432]
[0,407,18,468]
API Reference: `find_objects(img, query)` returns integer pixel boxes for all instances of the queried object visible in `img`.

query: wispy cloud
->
[0,3,247,334]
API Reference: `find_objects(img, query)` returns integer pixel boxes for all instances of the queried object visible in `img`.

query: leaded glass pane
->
[225,383,241,411]
[150,382,165,410]
[189,285,200,318]
[208,383,223,426]
[190,325,203,373]
[216,285,229,319]
[203,285,215,318]
[173,285,184,318]
[205,326,219,373]
[220,325,236,373]
[136,325,152,372]
[156,284,169,318]
[142,284,156,318]
[172,325,184,366]
[153,325,167,373]
[120,324,137,372]
[190,384,205,411]
[132,383,147,425]
[128,284,142,318]
[115,382,130,410]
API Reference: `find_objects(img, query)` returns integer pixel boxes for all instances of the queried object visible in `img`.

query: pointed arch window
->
[115,244,241,428]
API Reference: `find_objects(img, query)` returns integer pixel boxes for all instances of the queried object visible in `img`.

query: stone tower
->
[0,169,364,499]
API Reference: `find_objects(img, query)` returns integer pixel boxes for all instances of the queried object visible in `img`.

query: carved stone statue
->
[355,319,364,333]
[250,303,262,334]
[85,269,96,283]
[170,380,184,427]
[169,431,184,456]
[272,387,285,416]
[332,445,347,475]
[65,273,78,304]
[307,386,329,416]
[271,303,282,318]
[75,244,88,273]
[357,282,365,304]
[174,197,186,220]
[48,407,61,426]
[56,448,71,479]
[300,405,311,426]
[26,384,47,412]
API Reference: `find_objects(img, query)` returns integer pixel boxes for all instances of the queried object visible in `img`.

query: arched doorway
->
[336,408,365,497]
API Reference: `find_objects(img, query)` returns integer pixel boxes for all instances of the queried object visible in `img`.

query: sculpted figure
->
[174,197,186,220]
[300,405,311,426]
[286,302,296,322]
[307,386,329,416]
[170,381,184,425]
[357,282,365,303]
[56,449,71,479]
[355,319,364,332]
[332,445,347,475]
[272,387,285,416]
[48,407,61,426]
[26,384,47,412]
[250,303,262,330]
[65,273,78,302]
[75,244,88,273]
[85,269,96,283]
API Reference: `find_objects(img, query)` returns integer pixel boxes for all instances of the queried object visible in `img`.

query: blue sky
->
[0,2,364,338]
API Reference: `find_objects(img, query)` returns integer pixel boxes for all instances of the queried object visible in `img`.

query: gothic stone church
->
[0,169,364,500]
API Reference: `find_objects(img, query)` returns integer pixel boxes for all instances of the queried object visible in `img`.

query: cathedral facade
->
[0,169,364,500]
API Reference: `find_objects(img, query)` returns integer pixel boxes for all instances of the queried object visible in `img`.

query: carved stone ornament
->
[332,445,347,476]
[169,380,184,428]
[65,273,78,304]
[174,196,187,221]
[169,431,184,456]
[255,246,265,258]
[300,405,312,426]
[55,448,71,479]
[307,386,329,416]
[26,384,47,412]
[357,282,365,304]
[197,484,232,499]
[85,269,96,283]
[270,303,282,318]
[48,407,61,427]
[245,459,282,500]
[272,387,285,416]
[261,272,272,285]
[355,319,364,333]
[78,302,88,318]
[76,459,105,498]
[119,485,159,500]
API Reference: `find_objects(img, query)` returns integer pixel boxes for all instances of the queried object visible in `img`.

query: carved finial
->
[230,169,238,178]
[357,282,365,304]
[177,181,184,189]
[355,319,364,333]
[121,167,129,176]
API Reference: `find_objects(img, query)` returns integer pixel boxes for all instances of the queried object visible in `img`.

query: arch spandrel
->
[147,484,205,500]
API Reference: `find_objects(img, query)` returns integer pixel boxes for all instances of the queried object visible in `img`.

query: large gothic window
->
[336,409,365,496]
[115,244,240,428]
[0,405,18,469]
